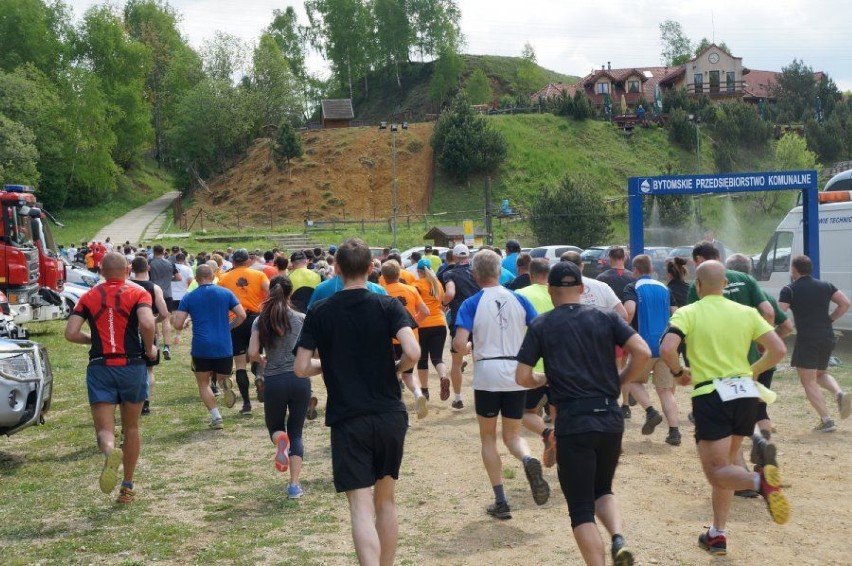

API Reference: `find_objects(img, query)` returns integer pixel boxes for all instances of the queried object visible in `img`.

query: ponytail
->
[667,257,688,282]
[257,275,294,350]
[419,266,443,299]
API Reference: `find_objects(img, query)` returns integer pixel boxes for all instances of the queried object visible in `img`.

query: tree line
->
[0,0,462,209]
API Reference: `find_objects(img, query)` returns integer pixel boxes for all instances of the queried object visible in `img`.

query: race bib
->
[714,377,760,402]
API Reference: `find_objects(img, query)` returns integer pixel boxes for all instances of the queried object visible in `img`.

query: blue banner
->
[629,170,817,196]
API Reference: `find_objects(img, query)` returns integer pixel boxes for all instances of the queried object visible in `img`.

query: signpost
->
[463,219,475,247]
[628,170,820,276]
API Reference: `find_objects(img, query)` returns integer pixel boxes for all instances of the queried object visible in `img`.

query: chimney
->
[601,64,605,71]
[607,61,611,70]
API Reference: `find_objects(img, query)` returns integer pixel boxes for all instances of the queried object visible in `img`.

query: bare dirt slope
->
[190,125,434,228]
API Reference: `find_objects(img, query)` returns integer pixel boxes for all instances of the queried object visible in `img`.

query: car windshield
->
[5,206,35,248]
[581,248,604,260]
[530,248,548,258]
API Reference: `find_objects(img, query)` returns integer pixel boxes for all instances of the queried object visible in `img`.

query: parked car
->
[399,246,449,266]
[60,283,89,318]
[64,259,100,288]
[644,246,672,278]
[530,245,584,266]
[0,338,54,436]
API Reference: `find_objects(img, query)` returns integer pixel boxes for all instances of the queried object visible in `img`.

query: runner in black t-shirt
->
[295,238,419,566]
[779,255,851,432]
[596,246,637,414]
[130,256,170,416]
[516,261,651,566]
[441,244,480,409]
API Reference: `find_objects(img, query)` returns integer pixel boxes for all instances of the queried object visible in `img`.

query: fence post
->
[361,219,365,233]
[200,210,204,232]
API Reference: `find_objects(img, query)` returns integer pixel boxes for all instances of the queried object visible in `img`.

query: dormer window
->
[597,82,610,94]
[627,79,640,93]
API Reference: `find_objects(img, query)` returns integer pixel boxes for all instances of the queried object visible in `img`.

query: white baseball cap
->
[452,244,470,257]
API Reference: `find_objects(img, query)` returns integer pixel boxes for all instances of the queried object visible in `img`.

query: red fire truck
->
[0,185,66,324]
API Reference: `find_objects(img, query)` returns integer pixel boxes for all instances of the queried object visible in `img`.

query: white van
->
[753,192,852,330]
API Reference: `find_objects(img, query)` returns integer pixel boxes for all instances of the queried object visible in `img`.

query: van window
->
[755,231,793,281]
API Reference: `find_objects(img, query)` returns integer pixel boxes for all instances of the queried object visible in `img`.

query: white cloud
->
[64,0,852,89]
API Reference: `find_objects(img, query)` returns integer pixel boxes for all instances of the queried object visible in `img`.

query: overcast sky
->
[66,0,852,90]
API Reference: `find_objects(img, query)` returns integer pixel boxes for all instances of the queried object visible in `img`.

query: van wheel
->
[62,297,74,319]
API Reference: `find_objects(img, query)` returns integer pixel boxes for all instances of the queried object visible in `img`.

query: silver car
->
[0,339,54,436]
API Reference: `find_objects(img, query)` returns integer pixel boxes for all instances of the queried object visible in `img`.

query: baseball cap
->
[548,261,583,287]
[232,248,249,263]
[328,245,337,254]
[417,258,431,270]
[290,250,307,262]
[424,245,433,252]
[452,244,469,257]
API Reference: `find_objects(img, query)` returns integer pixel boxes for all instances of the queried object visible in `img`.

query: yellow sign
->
[463,220,474,246]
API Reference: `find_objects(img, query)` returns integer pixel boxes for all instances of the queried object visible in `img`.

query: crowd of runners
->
[64,237,850,565]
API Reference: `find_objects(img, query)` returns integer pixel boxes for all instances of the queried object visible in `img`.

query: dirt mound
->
[191,124,434,228]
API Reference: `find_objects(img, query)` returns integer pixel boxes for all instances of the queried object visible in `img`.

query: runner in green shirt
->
[660,261,789,556]
[515,258,557,467]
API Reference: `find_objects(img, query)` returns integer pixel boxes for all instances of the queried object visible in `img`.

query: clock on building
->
[708,52,720,64]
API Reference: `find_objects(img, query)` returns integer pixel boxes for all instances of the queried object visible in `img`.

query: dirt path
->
[93,190,179,244]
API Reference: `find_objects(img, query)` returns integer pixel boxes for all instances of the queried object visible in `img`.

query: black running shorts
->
[191,356,234,376]
[557,431,622,528]
[692,391,758,442]
[230,313,257,356]
[330,412,408,493]
[524,384,549,411]
[474,389,527,419]
[791,337,835,371]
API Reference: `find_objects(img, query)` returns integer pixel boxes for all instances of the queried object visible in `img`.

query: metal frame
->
[628,170,820,276]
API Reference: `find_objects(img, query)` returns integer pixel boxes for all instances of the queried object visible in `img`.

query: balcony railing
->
[686,81,747,96]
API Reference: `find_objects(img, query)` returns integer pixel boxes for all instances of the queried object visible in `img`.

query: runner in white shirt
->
[170,253,194,343]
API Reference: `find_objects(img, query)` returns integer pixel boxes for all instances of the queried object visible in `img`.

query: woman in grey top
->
[248,276,310,499]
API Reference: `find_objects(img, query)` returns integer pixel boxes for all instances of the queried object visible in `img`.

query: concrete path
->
[93,191,179,245]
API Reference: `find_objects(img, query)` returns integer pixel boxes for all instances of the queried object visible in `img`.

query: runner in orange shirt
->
[219,249,270,415]
[412,259,450,402]
[381,260,430,418]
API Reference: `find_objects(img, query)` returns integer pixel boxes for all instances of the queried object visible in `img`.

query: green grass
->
[51,158,175,245]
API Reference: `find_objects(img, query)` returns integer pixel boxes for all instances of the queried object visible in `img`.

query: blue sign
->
[630,170,817,196]
[627,170,820,277]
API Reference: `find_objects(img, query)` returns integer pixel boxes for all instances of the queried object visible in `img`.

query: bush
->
[668,108,696,151]
[572,90,593,121]
[662,88,690,113]
[431,92,507,181]
[529,176,612,248]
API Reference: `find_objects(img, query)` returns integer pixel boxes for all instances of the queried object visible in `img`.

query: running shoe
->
[461,359,468,373]
[209,417,224,430]
[758,464,790,525]
[255,377,265,403]
[422,389,430,400]
[627,393,637,407]
[306,396,318,420]
[287,484,304,499]
[240,404,252,416]
[665,429,682,446]
[99,449,123,494]
[814,418,837,433]
[621,404,631,419]
[611,535,635,566]
[116,486,136,504]
[440,377,450,401]
[222,377,237,409]
[734,489,759,498]
[141,400,150,416]
[162,345,171,361]
[641,408,663,435]
[275,433,290,472]
[451,399,464,410]
[750,439,777,470]
[523,457,550,505]
[542,429,557,469]
[486,501,512,520]
[416,395,428,419]
[698,530,727,556]
[838,392,851,420]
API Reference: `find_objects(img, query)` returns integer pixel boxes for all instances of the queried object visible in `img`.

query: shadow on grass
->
[0,450,26,473]
[24,444,100,464]
[426,516,545,559]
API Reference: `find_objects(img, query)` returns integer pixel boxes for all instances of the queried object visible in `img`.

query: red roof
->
[530,83,578,101]
[579,66,671,101]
